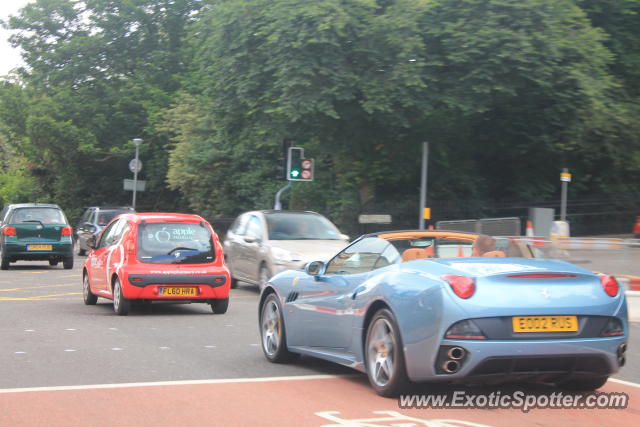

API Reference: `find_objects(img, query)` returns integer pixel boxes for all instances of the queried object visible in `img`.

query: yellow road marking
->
[0,284,76,292]
[0,292,81,301]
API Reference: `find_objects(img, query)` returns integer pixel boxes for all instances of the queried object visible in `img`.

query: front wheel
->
[558,376,609,391]
[365,309,410,397]
[83,274,98,305]
[260,293,297,363]
[75,239,86,256]
[113,278,130,316]
[211,298,229,314]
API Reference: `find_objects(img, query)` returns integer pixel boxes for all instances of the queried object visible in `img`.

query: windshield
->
[10,208,67,225]
[265,212,342,240]
[97,210,128,226]
[137,222,215,264]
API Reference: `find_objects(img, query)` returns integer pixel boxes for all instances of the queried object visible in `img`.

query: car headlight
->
[271,247,302,263]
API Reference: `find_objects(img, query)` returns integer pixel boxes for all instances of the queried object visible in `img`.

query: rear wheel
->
[211,298,229,314]
[113,278,130,316]
[558,376,608,391]
[83,274,98,305]
[258,264,271,293]
[260,293,297,363]
[365,309,410,397]
[0,247,9,270]
[63,257,74,270]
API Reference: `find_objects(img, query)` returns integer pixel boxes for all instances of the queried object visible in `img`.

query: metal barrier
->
[436,217,521,236]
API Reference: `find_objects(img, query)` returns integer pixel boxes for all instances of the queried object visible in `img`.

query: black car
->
[0,203,74,270]
[74,206,135,255]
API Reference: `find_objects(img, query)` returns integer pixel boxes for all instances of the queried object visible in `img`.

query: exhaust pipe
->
[617,343,627,357]
[447,346,466,360]
[442,360,460,374]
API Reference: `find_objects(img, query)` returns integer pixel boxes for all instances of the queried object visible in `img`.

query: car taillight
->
[442,274,475,299]
[2,226,16,236]
[599,275,619,297]
[61,226,73,236]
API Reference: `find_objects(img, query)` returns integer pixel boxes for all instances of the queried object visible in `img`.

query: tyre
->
[112,277,130,316]
[49,260,59,266]
[75,239,86,256]
[211,297,229,314]
[558,376,609,391]
[260,293,297,363]
[230,276,238,289]
[63,257,74,270]
[258,264,271,293]
[365,308,410,397]
[83,274,98,305]
[0,247,9,270]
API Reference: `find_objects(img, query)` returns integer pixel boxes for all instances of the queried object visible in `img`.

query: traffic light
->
[287,147,314,181]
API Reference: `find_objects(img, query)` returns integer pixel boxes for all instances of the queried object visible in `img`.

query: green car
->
[0,203,74,270]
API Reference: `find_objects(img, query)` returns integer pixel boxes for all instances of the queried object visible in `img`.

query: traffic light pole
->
[274,182,292,210]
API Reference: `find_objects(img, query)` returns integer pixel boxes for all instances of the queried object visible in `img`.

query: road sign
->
[560,172,571,182]
[123,179,146,191]
[129,159,143,173]
[358,214,392,224]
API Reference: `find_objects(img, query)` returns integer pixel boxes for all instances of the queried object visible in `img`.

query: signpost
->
[560,168,571,221]
[131,138,143,209]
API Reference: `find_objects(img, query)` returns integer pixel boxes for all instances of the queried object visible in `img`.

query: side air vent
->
[285,291,299,303]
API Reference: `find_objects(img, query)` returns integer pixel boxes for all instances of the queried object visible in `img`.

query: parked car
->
[82,212,230,315]
[224,210,349,290]
[0,203,74,270]
[75,206,135,255]
[633,216,640,239]
[259,230,627,397]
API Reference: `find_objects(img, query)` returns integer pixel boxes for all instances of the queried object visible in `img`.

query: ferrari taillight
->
[599,275,619,297]
[2,226,16,236]
[442,274,475,299]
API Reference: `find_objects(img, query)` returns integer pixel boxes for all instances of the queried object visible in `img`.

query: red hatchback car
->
[82,212,230,315]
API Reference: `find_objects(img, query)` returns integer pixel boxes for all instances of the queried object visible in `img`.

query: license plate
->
[158,287,198,297]
[27,244,53,251]
[512,316,578,333]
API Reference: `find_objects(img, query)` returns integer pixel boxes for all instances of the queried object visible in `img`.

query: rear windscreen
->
[10,208,66,225]
[137,222,214,264]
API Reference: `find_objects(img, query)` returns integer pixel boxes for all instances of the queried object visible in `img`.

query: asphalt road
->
[0,256,638,389]
[1,257,639,426]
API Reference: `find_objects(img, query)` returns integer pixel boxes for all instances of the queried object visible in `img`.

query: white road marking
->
[159,347,170,350]
[65,328,77,331]
[111,348,123,351]
[204,345,217,348]
[64,349,76,352]
[14,352,26,354]
[24,329,34,332]
[609,378,640,388]
[0,374,348,394]
[109,328,118,331]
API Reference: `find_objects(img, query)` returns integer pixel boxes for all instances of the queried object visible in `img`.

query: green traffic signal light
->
[290,169,300,178]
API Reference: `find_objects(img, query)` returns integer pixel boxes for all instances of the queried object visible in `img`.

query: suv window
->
[9,208,66,225]
[137,222,214,264]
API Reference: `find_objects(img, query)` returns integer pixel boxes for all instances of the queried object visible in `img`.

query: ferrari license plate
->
[512,316,578,333]
[27,244,53,251]
[159,287,197,297]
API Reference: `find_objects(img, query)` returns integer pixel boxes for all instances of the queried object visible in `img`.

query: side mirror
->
[305,261,325,276]
[244,234,258,243]
[87,236,97,250]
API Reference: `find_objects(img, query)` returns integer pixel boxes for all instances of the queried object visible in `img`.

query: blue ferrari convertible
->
[258,230,628,396]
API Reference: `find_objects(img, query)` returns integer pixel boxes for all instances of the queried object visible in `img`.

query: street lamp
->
[132,138,143,209]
